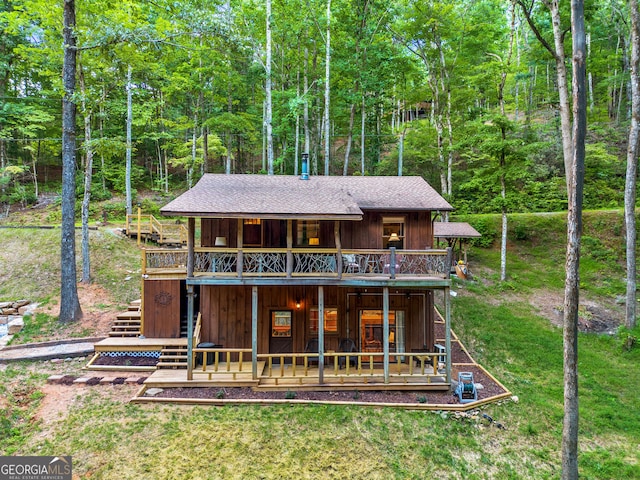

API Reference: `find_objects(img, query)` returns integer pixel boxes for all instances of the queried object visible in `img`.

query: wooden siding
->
[143,279,182,338]
[197,285,435,354]
[202,212,434,250]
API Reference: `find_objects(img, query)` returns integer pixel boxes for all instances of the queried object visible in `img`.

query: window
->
[309,307,338,334]
[382,216,405,249]
[243,219,262,246]
[271,311,292,337]
[296,220,320,247]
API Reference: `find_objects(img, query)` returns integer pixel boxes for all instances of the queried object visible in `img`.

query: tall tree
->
[125,64,133,214]
[60,0,82,323]
[265,0,274,175]
[625,0,639,329]
[517,0,574,192]
[324,0,331,176]
[562,0,587,477]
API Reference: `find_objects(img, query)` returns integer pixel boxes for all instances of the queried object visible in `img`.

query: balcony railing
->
[143,247,451,279]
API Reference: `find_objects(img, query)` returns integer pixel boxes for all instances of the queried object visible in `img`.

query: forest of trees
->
[0,0,636,216]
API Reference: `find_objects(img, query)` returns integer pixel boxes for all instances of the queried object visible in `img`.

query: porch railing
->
[189,348,447,384]
[257,351,446,383]
[143,247,451,279]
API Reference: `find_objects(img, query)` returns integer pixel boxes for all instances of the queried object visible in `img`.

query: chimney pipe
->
[300,153,309,180]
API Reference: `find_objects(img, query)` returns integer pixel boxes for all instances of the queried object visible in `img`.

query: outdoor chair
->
[304,338,319,366]
[337,338,357,369]
[342,254,360,273]
[382,254,403,274]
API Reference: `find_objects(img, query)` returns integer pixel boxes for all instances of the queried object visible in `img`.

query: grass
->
[0,209,639,478]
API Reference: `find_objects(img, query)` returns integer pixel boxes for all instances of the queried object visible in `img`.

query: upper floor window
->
[296,220,320,247]
[382,216,405,249]
[244,218,262,246]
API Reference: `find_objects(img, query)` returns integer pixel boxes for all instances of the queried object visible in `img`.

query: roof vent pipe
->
[300,153,309,180]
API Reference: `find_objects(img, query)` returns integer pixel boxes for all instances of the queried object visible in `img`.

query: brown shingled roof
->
[161,174,453,219]
[434,222,481,239]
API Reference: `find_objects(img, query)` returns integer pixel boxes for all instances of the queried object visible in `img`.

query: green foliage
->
[8,312,60,345]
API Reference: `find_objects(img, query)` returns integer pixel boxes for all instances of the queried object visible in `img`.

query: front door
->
[269,310,293,363]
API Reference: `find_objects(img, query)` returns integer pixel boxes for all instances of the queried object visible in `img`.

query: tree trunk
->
[59,0,82,323]
[562,1,587,478]
[324,0,331,176]
[361,94,366,175]
[189,104,197,188]
[125,64,133,215]
[549,1,574,192]
[304,47,310,161]
[397,127,406,176]
[625,0,639,329]
[265,0,274,175]
[343,103,356,175]
[517,0,573,192]
[79,60,93,284]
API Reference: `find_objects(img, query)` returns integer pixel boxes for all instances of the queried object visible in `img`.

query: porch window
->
[244,218,262,246]
[382,216,405,249]
[359,309,405,355]
[296,220,320,247]
[271,311,292,337]
[309,307,338,334]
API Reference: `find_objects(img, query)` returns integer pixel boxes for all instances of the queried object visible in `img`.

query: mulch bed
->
[144,364,509,406]
[92,354,159,367]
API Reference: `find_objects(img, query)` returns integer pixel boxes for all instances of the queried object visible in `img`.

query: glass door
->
[359,310,405,362]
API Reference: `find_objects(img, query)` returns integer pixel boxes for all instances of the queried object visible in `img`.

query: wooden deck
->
[140,360,449,391]
[94,337,187,351]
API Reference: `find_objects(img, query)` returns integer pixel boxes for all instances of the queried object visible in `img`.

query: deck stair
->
[107,302,142,338]
[156,345,189,369]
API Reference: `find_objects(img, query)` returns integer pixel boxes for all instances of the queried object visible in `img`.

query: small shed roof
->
[161,174,453,219]
[434,222,481,239]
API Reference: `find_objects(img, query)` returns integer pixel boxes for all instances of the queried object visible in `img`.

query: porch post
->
[334,221,342,279]
[186,284,195,381]
[286,219,293,278]
[383,286,390,383]
[187,217,195,277]
[237,218,243,278]
[318,286,325,384]
[252,286,258,380]
[444,286,452,386]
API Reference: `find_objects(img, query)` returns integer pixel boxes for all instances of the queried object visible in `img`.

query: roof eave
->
[160,210,363,221]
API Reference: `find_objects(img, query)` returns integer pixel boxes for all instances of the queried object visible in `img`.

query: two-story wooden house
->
[135,173,455,391]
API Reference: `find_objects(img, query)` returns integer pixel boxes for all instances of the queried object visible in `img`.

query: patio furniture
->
[337,338,357,368]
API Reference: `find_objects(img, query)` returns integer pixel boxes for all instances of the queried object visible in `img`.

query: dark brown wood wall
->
[142,279,182,337]
[201,218,237,248]
[201,212,434,250]
[198,285,435,353]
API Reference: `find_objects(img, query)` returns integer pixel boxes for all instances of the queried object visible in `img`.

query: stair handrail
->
[192,312,202,350]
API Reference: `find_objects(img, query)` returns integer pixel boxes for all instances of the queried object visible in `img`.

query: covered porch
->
[178,280,453,390]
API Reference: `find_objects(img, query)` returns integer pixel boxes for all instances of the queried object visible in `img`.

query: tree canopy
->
[0,0,636,214]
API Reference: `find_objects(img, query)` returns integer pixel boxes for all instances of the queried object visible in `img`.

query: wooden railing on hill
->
[125,213,187,246]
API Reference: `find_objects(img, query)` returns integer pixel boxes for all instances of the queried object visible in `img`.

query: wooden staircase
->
[108,301,142,338]
[156,345,189,369]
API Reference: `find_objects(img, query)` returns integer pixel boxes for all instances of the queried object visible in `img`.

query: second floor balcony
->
[142,247,452,283]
